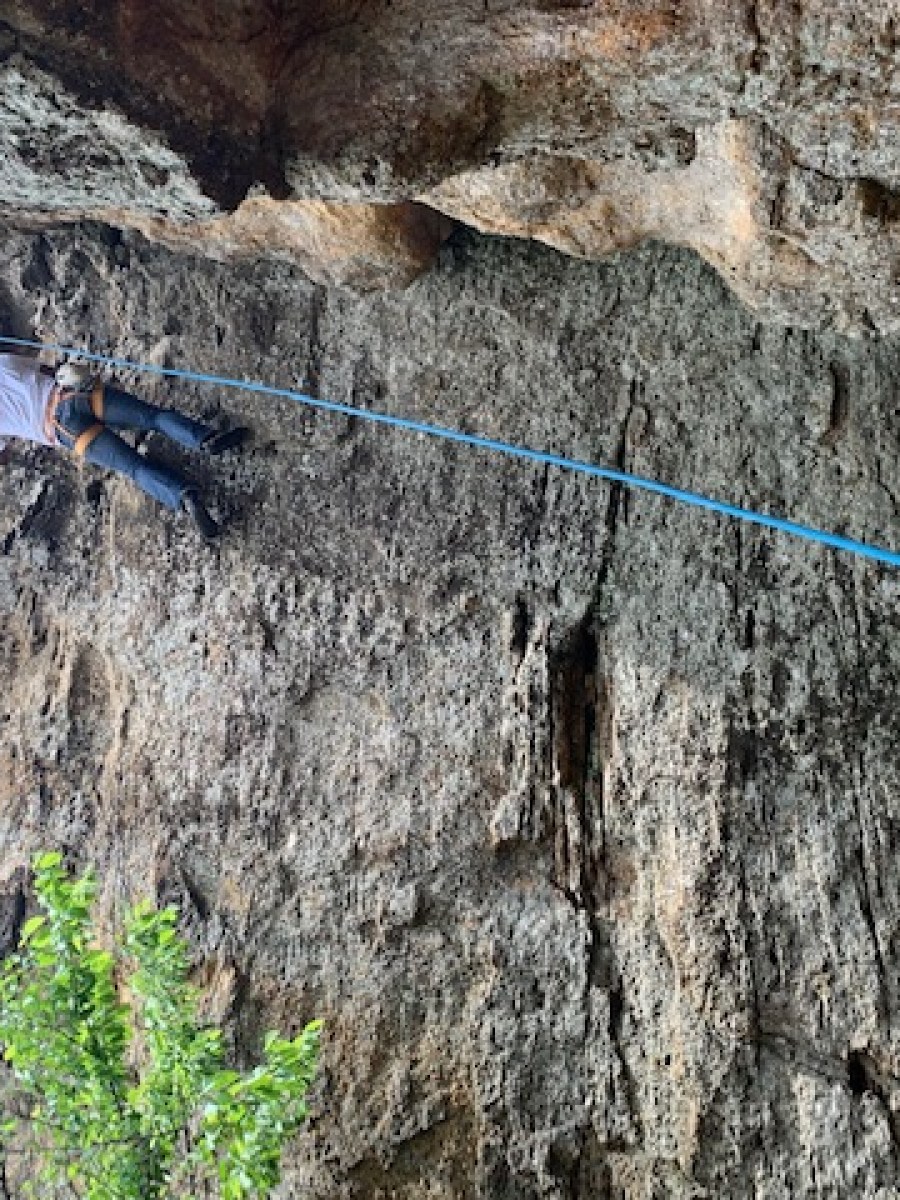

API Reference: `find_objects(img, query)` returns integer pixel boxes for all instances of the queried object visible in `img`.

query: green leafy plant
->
[0,852,320,1199]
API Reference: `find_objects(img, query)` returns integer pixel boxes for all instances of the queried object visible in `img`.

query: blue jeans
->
[54,385,214,510]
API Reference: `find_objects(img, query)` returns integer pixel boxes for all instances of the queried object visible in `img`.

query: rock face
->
[0,222,899,1197]
[0,3,899,326]
[0,4,899,1197]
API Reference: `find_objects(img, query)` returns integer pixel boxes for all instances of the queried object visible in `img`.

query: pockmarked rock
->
[0,222,898,1196]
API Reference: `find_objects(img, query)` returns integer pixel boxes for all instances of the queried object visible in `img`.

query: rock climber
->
[0,351,248,539]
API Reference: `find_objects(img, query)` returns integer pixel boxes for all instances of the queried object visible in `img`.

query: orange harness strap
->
[72,424,104,458]
[90,380,104,420]
[46,379,106,454]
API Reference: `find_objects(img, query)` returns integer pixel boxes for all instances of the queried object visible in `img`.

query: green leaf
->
[20,915,47,941]
[33,851,63,871]
[2,852,322,1200]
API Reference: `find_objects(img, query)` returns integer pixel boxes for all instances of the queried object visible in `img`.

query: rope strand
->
[2,334,898,569]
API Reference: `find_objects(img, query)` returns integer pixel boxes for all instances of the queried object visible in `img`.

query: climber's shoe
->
[202,426,251,456]
[181,489,222,540]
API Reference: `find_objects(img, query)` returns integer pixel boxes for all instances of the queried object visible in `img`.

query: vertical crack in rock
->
[851,752,891,1023]
[550,613,601,908]
[845,1050,900,1157]
[822,359,851,446]
[542,388,654,1188]
[305,285,326,399]
[547,603,646,1188]
[510,594,530,666]
[745,0,764,73]
[0,871,28,958]
[831,555,895,1031]
[1,478,49,556]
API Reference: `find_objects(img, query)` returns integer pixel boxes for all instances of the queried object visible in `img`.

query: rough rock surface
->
[1,3,900,326]
[0,222,898,1197]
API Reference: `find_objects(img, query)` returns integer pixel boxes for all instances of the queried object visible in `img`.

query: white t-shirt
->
[0,354,55,451]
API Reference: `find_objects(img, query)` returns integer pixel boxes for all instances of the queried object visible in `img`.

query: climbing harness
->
[45,376,106,457]
[2,334,899,569]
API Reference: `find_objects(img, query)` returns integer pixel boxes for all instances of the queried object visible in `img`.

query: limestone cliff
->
[0,221,898,1197]
[0,3,899,327]
[0,4,899,1199]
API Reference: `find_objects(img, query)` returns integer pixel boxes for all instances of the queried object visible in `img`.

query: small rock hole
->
[847,1051,871,1096]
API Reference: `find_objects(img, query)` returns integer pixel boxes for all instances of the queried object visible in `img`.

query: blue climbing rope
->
[2,334,899,569]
